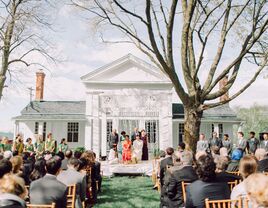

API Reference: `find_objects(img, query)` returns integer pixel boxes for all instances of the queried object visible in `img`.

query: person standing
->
[236,132,248,154]
[12,134,24,155]
[131,127,140,144]
[118,131,126,160]
[45,133,56,154]
[141,130,149,160]
[35,135,45,157]
[57,138,68,154]
[247,131,259,154]
[132,134,143,162]
[24,138,34,154]
[122,135,132,164]
[259,133,268,153]
[1,137,12,152]
[209,132,222,151]
[196,133,209,152]
[109,129,119,150]
[222,134,233,155]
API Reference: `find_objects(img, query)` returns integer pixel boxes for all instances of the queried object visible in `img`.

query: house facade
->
[13,54,242,157]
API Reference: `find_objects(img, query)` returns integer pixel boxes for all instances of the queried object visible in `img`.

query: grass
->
[95,176,160,208]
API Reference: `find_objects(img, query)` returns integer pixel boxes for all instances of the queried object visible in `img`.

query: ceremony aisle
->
[95,176,159,208]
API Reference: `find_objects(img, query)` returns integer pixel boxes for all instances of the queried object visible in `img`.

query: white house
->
[13,54,242,157]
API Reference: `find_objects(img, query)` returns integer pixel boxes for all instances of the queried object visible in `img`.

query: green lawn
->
[95,176,160,208]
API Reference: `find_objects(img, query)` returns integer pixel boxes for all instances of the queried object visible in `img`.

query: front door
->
[118,119,139,136]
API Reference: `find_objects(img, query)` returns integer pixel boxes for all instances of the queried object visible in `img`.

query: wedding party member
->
[132,134,143,162]
[122,135,132,164]
[118,131,126,159]
[209,132,222,151]
[196,133,209,152]
[236,132,248,154]
[45,133,56,154]
[35,135,44,157]
[24,138,34,153]
[222,134,232,155]
[12,134,24,155]
[1,137,12,152]
[248,131,259,154]
[109,129,119,150]
[259,133,268,152]
[57,138,68,154]
[141,130,149,160]
[131,127,140,144]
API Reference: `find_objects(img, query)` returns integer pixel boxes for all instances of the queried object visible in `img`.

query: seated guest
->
[30,158,46,182]
[21,152,34,185]
[195,151,207,161]
[3,150,13,160]
[10,156,23,177]
[74,151,82,159]
[196,133,209,153]
[57,157,86,208]
[30,156,67,208]
[255,148,268,172]
[0,174,27,208]
[61,150,73,170]
[245,173,268,208]
[165,151,198,208]
[227,149,243,172]
[215,156,241,182]
[0,158,12,178]
[160,147,174,186]
[186,155,230,208]
[231,155,258,200]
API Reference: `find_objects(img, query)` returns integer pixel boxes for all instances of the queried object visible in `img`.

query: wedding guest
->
[160,147,174,186]
[10,156,23,177]
[141,130,148,160]
[259,133,268,153]
[231,155,258,200]
[186,155,230,208]
[61,150,73,170]
[74,151,82,159]
[108,129,119,150]
[132,134,143,162]
[0,158,12,178]
[30,156,67,208]
[196,133,209,152]
[24,138,34,153]
[236,132,248,154]
[30,158,46,182]
[21,152,34,185]
[3,150,13,160]
[57,157,87,208]
[122,135,132,164]
[0,174,27,208]
[35,135,44,157]
[12,135,24,155]
[57,138,68,154]
[93,152,102,193]
[247,131,259,154]
[222,134,232,155]
[245,173,268,208]
[209,132,222,151]
[255,148,268,172]
[227,149,243,172]
[45,133,56,154]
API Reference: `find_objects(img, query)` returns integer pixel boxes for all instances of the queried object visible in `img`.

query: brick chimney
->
[219,76,229,102]
[35,71,45,101]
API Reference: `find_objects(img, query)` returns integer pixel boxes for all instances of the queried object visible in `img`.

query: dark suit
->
[94,161,102,192]
[165,166,198,207]
[209,137,222,149]
[30,174,67,208]
[258,158,268,172]
[227,160,240,172]
[216,172,241,182]
[247,138,260,154]
[185,180,230,208]
[160,156,173,186]
[109,133,119,149]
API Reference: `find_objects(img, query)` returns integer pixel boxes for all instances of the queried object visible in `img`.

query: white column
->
[139,119,145,131]
[84,118,92,150]
[13,122,18,140]
[38,122,43,136]
[92,93,101,158]
[101,112,107,156]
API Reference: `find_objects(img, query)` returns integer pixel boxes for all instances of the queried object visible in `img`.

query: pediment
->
[81,54,171,83]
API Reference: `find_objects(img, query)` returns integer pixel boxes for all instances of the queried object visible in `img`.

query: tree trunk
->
[184,107,203,153]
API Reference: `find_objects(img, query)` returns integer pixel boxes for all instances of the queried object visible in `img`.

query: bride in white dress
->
[132,134,143,162]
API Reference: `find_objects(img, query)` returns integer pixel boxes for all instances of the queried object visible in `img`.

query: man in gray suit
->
[259,133,268,153]
[30,156,67,208]
[57,157,87,208]
[236,132,248,154]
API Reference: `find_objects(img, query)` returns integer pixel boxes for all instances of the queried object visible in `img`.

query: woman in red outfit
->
[122,135,132,164]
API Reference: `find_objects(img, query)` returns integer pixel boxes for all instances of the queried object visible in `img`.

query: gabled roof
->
[13,101,86,121]
[81,53,171,83]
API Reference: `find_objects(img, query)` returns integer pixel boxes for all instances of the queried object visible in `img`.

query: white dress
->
[132,139,143,161]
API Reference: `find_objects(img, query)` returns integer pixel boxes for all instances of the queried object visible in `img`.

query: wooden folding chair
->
[226,171,240,176]
[205,197,242,208]
[67,184,76,208]
[181,181,191,203]
[227,180,238,191]
[26,203,56,208]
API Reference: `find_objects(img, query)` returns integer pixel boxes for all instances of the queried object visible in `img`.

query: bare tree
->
[0,0,57,100]
[71,0,268,151]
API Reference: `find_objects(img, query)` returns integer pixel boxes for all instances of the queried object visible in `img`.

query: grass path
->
[95,176,160,208]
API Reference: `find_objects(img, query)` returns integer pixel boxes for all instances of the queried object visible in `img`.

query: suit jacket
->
[209,137,222,149]
[160,156,173,186]
[185,180,230,208]
[57,169,87,208]
[247,138,260,154]
[94,161,102,181]
[259,140,268,152]
[237,138,248,152]
[216,172,242,182]
[30,174,67,208]
[109,133,119,149]
[166,166,198,207]
[226,160,240,172]
[258,158,268,172]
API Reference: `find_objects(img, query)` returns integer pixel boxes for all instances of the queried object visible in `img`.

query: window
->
[34,122,39,134]
[43,122,47,140]
[67,122,79,142]
[218,124,223,139]
[106,120,113,143]
[145,120,158,143]
[211,124,215,137]
[178,123,184,144]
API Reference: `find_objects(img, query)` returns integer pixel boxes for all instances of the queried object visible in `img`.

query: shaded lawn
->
[95,176,160,208]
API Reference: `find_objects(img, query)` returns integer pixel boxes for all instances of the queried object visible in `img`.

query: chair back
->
[227,180,238,191]
[226,171,240,176]
[205,197,242,208]
[26,203,56,208]
[67,184,76,208]
[181,181,191,203]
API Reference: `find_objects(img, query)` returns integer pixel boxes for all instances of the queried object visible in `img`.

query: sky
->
[0,3,268,133]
